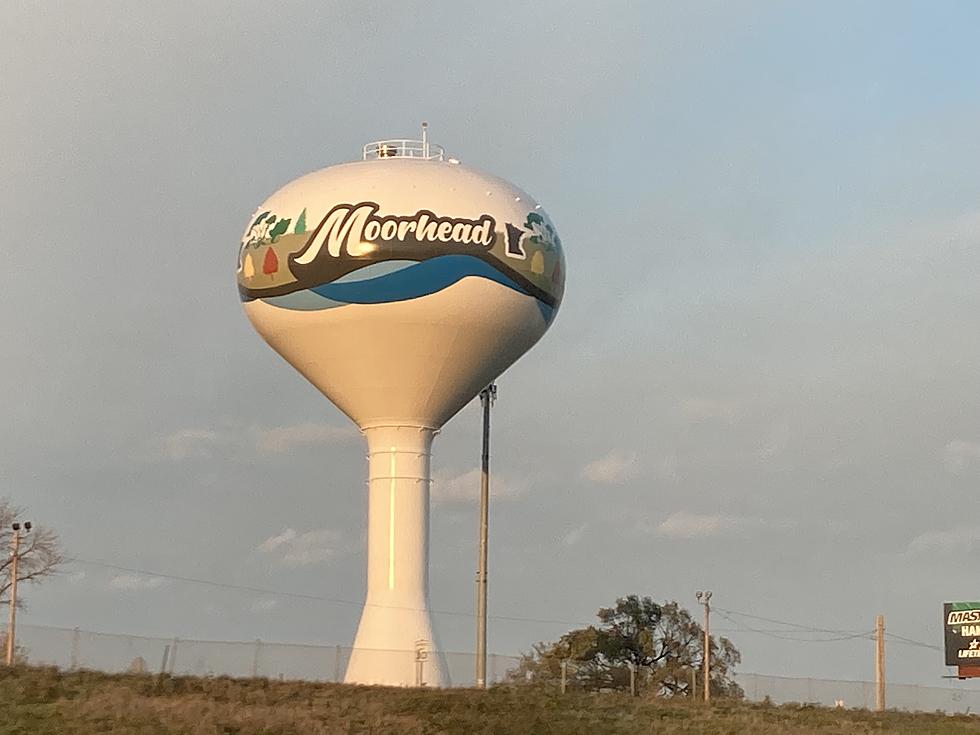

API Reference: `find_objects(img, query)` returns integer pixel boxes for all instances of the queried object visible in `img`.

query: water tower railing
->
[362,139,445,161]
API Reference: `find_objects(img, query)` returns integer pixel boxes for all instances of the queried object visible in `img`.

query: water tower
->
[237,130,565,686]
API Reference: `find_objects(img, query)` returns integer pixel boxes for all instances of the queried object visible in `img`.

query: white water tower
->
[237,130,565,686]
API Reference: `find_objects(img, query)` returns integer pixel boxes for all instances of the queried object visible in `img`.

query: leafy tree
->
[511,594,742,698]
[0,499,65,608]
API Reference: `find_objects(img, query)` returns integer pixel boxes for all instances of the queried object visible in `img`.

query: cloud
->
[653,453,680,482]
[582,450,639,484]
[646,511,789,539]
[250,598,279,613]
[561,523,589,546]
[156,429,224,461]
[678,397,739,423]
[906,526,980,556]
[757,423,792,462]
[253,423,355,454]
[942,440,980,474]
[109,574,166,591]
[257,527,339,567]
[257,528,297,553]
[430,468,527,504]
[150,422,355,462]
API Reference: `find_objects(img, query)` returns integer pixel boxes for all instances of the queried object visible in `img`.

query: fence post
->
[251,639,261,678]
[334,645,342,682]
[159,645,170,674]
[70,627,80,671]
[169,637,179,674]
[629,662,637,696]
[691,668,697,699]
[560,660,568,694]
[875,614,886,712]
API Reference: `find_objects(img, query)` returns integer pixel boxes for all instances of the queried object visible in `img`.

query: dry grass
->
[1,665,979,734]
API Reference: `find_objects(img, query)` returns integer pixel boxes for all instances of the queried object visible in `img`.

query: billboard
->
[943,602,980,666]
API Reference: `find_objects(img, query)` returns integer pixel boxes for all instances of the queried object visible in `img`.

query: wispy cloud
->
[254,423,355,454]
[906,525,980,556]
[109,574,167,591]
[561,523,589,546]
[645,511,791,539]
[678,397,739,423]
[431,468,527,504]
[257,527,339,567]
[250,598,279,613]
[942,440,980,474]
[582,450,639,484]
[156,429,224,461]
[150,422,355,462]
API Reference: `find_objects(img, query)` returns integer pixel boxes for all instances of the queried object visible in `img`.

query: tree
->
[0,498,65,608]
[511,594,743,698]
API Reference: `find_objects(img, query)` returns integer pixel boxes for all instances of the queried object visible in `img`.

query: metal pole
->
[421,121,429,159]
[70,627,80,671]
[251,639,261,678]
[697,590,712,704]
[475,382,496,688]
[875,614,886,711]
[5,530,21,666]
[704,595,711,704]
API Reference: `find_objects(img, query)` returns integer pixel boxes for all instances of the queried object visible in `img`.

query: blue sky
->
[3,0,980,687]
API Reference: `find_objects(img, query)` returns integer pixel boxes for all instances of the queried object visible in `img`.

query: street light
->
[6,521,32,666]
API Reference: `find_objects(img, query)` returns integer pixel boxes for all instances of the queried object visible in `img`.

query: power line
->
[68,558,595,629]
[66,558,945,651]
[716,607,940,650]
[714,610,873,643]
[884,632,942,652]
[714,606,870,637]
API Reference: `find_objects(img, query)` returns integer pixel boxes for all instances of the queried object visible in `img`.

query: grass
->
[1,666,979,734]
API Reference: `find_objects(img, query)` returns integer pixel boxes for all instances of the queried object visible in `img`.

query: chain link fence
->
[11,623,980,713]
[736,672,980,715]
[13,623,520,688]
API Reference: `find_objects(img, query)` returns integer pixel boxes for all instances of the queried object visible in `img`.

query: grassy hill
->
[2,666,979,734]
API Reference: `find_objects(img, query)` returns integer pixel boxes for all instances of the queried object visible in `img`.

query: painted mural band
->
[237,200,564,312]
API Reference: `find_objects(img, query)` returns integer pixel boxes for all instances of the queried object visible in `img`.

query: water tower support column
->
[344,424,447,687]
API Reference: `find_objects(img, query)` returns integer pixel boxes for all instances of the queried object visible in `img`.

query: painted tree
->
[511,594,742,698]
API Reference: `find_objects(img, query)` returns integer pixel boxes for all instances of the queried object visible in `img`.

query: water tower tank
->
[237,134,565,686]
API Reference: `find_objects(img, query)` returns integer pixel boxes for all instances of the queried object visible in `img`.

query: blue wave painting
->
[261,254,545,316]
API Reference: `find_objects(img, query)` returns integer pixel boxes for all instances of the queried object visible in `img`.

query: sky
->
[2,0,980,688]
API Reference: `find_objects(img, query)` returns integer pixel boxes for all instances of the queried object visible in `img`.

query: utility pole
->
[475,382,496,688]
[875,614,885,711]
[696,590,712,704]
[5,521,31,666]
